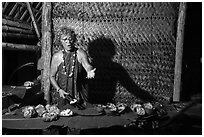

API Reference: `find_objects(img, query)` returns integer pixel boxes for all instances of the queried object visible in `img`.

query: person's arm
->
[77,49,96,79]
[50,52,68,98]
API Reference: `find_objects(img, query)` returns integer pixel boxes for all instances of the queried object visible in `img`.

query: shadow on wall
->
[87,36,156,104]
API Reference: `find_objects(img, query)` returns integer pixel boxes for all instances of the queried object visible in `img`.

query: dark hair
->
[55,27,77,49]
[59,27,76,42]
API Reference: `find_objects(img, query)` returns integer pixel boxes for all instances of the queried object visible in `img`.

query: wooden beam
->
[35,12,42,24]
[26,2,41,39]
[27,16,32,23]
[2,2,10,13]
[173,2,187,102]
[41,2,52,104]
[35,2,42,9]
[14,6,23,19]
[2,42,40,51]
[2,32,36,39]
[35,12,40,19]
[20,9,28,20]
[37,14,42,23]
[2,25,34,35]
[18,2,42,15]
[2,18,32,30]
[8,3,18,16]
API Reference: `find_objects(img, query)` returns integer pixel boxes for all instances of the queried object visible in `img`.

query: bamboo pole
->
[41,2,52,104]
[2,18,32,30]
[35,2,42,9]
[173,3,187,102]
[2,25,34,35]
[2,32,36,39]
[27,17,32,23]
[26,2,41,39]
[19,2,42,15]
[37,14,42,23]
[2,2,9,13]
[20,10,28,20]
[8,3,18,16]
[2,42,40,51]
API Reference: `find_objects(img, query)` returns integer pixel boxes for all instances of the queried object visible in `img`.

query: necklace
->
[62,49,76,77]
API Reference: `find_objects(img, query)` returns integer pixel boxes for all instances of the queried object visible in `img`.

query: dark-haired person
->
[50,27,96,108]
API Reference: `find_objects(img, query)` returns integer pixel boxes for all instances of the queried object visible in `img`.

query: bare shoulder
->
[52,51,63,59]
[77,48,87,57]
[76,48,88,63]
[51,50,63,64]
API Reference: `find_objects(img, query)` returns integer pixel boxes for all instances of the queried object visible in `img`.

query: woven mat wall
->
[52,2,180,104]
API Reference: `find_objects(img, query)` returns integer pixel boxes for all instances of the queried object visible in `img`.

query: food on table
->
[45,104,60,115]
[143,102,154,115]
[116,103,127,113]
[106,103,117,112]
[59,109,74,116]
[131,103,146,116]
[35,104,46,117]
[22,106,37,118]
[42,105,60,122]
[42,112,58,122]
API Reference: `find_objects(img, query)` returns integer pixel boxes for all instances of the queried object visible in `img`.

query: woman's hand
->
[87,68,96,79]
[58,89,69,99]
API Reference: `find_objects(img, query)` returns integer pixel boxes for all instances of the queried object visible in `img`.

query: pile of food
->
[21,101,167,126]
[128,102,167,129]
[130,102,167,117]
[41,105,60,122]
[22,104,74,122]
[92,101,167,129]
[95,102,127,115]
[22,106,37,118]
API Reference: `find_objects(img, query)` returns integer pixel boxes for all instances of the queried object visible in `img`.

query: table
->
[2,112,138,129]
[2,110,144,134]
[2,102,202,135]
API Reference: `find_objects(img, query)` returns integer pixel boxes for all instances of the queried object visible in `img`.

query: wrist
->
[57,88,61,92]
[87,66,93,72]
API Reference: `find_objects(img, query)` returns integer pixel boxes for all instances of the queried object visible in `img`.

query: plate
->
[72,107,104,116]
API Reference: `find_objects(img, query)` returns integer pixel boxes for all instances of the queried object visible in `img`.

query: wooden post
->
[41,2,52,104]
[26,2,41,39]
[173,3,187,102]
